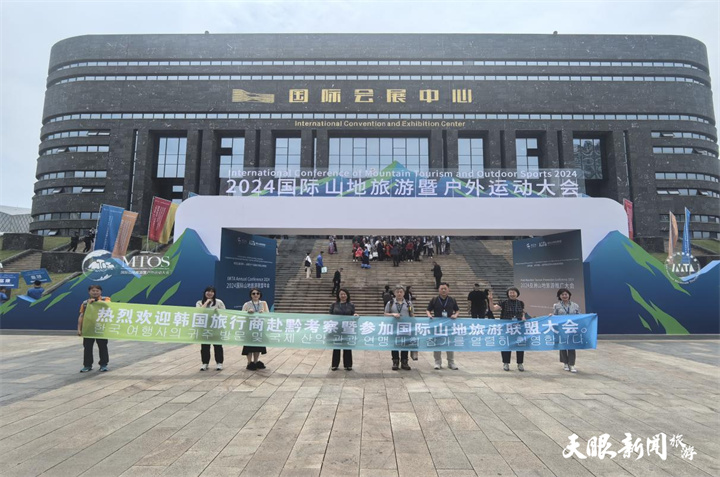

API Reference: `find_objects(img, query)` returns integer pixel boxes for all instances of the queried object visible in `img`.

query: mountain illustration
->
[0,229,218,330]
[584,231,719,334]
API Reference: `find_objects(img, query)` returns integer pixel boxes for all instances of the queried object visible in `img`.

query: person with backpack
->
[385,285,414,370]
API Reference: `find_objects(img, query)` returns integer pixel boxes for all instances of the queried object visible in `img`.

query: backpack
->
[304,257,311,267]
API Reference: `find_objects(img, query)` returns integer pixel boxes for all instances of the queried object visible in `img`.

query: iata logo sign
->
[665,252,700,284]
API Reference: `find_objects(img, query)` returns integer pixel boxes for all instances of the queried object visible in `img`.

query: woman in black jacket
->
[330,288,359,371]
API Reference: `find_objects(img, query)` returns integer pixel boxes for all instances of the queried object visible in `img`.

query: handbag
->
[372,251,379,258]
[321,266,328,273]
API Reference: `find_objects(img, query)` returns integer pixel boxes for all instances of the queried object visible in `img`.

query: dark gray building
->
[32,34,719,248]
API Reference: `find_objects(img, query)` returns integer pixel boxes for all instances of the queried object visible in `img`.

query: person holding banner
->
[385,285,413,370]
[499,287,526,372]
[78,285,111,372]
[426,282,460,370]
[330,288,359,371]
[196,286,226,371]
[242,288,269,370]
[553,288,581,373]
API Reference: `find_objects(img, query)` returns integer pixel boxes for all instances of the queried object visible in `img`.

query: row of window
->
[652,146,718,158]
[34,211,100,222]
[52,74,707,87]
[37,186,105,195]
[38,170,107,180]
[328,137,430,173]
[658,229,720,239]
[46,111,713,124]
[660,213,720,224]
[655,172,718,183]
[53,59,704,71]
[42,130,110,141]
[40,145,109,156]
[651,131,716,142]
[657,188,719,198]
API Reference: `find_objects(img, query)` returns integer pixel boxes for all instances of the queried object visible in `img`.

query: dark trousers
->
[83,338,108,367]
[391,350,409,360]
[435,276,442,288]
[332,281,340,296]
[332,349,353,368]
[393,256,400,266]
[471,308,486,318]
[559,349,576,365]
[501,351,524,364]
[201,344,224,364]
[316,265,322,278]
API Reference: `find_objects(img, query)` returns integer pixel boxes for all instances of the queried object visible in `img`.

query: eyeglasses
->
[251,292,260,295]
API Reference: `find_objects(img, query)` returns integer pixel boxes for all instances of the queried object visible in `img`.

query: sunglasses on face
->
[251,292,260,295]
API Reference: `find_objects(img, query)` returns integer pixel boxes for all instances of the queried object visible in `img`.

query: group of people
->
[68,229,96,253]
[77,283,581,375]
[350,235,453,268]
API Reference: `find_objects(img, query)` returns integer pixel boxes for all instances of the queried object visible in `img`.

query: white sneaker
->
[216,363,223,370]
[563,364,570,371]
[503,363,510,371]
[434,363,441,370]
[448,363,458,370]
[517,364,525,372]
[569,366,577,373]
[200,363,208,371]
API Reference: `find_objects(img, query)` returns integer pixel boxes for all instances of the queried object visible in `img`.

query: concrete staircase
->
[273,238,515,317]
[1,251,43,273]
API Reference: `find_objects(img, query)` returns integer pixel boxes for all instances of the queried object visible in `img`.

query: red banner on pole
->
[112,211,139,258]
[623,199,634,240]
[148,197,172,243]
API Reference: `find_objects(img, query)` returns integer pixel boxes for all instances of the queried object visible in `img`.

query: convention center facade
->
[31,33,719,248]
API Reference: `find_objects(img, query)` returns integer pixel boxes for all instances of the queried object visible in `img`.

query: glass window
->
[516,137,540,172]
[156,136,187,178]
[219,137,245,178]
[458,138,484,173]
[329,137,429,174]
[572,138,604,180]
[275,137,301,173]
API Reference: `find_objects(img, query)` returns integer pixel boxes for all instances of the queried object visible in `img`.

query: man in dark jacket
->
[432,261,443,288]
[332,268,343,296]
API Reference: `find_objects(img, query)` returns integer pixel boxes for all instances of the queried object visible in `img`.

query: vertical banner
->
[158,203,179,244]
[512,230,585,316]
[623,199,634,240]
[682,208,691,264]
[112,211,139,258]
[668,212,679,259]
[94,204,125,252]
[214,229,277,311]
[148,197,172,243]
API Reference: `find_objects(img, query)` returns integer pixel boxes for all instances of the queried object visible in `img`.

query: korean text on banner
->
[94,204,125,252]
[158,203,179,244]
[82,301,598,352]
[112,211,139,258]
[148,197,172,243]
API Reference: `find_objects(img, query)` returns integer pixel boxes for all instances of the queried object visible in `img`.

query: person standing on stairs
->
[316,251,324,278]
[432,261,443,289]
[332,268,343,297]
[304,252,312,279]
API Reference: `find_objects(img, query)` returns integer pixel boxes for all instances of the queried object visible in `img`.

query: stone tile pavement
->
[0,334,718,477]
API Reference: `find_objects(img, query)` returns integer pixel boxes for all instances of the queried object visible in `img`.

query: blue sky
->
[1,0,718,208]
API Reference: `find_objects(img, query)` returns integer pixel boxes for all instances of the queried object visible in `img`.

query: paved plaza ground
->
[0,334,718,477]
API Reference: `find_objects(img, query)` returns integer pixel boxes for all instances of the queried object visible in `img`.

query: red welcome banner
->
[148,197,172,242]
[623,199,634,240]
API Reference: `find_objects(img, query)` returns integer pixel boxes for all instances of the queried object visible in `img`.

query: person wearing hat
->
[467,283,488,318]
[499,286,526,371]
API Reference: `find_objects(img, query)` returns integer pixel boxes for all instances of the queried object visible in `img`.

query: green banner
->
[82,301,598,352]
